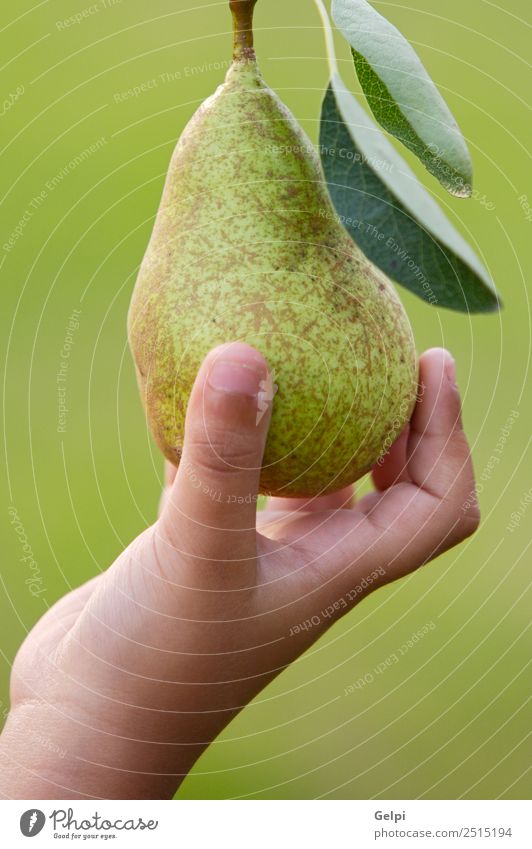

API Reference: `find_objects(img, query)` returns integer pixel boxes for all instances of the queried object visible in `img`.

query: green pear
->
[128,0,417,497]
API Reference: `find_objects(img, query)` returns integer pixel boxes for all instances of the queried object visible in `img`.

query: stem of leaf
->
[313,0,339,78]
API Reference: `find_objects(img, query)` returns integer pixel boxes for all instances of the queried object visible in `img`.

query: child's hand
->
[0,343,479,799]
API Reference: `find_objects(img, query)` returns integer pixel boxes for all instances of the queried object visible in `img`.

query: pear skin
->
[128,1,417,497]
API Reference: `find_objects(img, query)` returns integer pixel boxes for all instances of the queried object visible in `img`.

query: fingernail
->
[444,353,456,384]
[208,359,263,396]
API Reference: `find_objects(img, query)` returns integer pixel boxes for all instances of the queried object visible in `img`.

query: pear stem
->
[230,0,258,60]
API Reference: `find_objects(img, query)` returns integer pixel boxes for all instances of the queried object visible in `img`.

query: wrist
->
[0,698,196,799]
[0,662,266,800]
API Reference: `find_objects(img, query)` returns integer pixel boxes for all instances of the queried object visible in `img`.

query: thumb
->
[159,342,274,560]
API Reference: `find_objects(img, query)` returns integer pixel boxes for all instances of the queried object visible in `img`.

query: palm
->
[3,348,480,802]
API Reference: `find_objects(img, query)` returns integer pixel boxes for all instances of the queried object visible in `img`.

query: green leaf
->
[332,0,473,197]
[319,78,501,312]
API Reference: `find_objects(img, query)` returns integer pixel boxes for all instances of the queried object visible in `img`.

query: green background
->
[1,0,530,799]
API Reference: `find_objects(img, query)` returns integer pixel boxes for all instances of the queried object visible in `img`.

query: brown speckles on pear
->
[128,36,417,497]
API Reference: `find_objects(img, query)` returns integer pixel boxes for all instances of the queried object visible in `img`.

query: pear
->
[128,0,417,497]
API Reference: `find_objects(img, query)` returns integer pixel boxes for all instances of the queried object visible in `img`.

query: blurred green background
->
[1,0,530,799]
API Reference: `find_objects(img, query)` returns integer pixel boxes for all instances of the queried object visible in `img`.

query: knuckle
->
[448,491,480,541]
[434,480,480,543]
[186,426,261,475]
[458,501,481,538]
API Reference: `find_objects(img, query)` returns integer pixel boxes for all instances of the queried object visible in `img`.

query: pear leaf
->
[332,0,472,197]
[319,78,501,312]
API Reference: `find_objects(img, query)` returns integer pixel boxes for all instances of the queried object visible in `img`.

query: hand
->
[0,344,479,799]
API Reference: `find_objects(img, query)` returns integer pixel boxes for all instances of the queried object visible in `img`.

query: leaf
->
[319,77,501,312]
[332,0,473,197]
